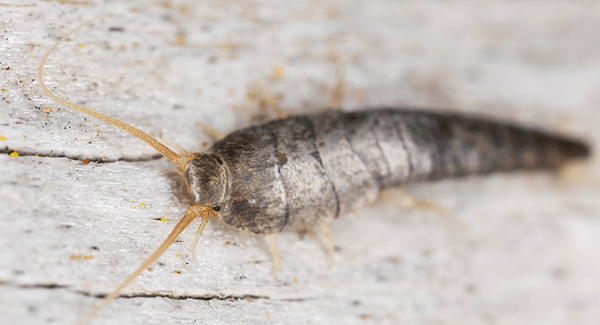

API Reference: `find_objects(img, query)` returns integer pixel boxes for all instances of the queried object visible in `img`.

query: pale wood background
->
[1,1,599,324]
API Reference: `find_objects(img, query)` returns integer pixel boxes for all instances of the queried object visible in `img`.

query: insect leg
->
[268,234,281,281]
[380,188,467,230]
[195,121,225,142]
[557,160,600,189]
[319,221,336,268]
[247,82,289,121]
[325,51,345,110]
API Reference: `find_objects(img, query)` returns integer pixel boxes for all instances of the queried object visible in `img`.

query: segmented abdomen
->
[211,109,589,234]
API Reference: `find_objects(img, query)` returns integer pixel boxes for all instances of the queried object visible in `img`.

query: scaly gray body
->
[185,108,589,235]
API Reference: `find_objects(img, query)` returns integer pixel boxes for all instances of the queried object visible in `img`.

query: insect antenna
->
[79,206,216,325]
[38,19,217,324]
[37,18,187,170]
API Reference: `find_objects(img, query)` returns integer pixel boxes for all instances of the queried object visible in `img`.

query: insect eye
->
[212,205,221,212]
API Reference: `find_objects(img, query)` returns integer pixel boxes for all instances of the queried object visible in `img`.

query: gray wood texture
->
[1,1,599,324]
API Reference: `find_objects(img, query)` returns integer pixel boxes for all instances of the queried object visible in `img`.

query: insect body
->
[194,109,589,234]
[38,21,590,324]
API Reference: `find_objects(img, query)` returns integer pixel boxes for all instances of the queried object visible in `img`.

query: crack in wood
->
[0,146,164,163]
[2,281,268,302]
[83,291,269,301]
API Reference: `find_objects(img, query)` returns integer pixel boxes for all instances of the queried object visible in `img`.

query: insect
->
[38,20,590,325]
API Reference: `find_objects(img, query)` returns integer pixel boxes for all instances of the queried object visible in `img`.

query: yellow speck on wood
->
[2,89,7,92]
[0,136,5,140]
[220,42,233,51]
[80,43,85,48]
[44,116,47,119]
[132,206,136,209]
[160,218,167,222]
[174,34,185,45]
[10,151,18,157]
[71,255,94,260]
[140,202,145,206]
[175,254,179,257]
[273,65,284,79]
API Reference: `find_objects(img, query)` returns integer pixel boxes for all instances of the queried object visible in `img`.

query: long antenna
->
[79,205,215,325]
[38,18,186,169]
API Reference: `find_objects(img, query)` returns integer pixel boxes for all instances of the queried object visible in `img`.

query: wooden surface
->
[1,1,599,324]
